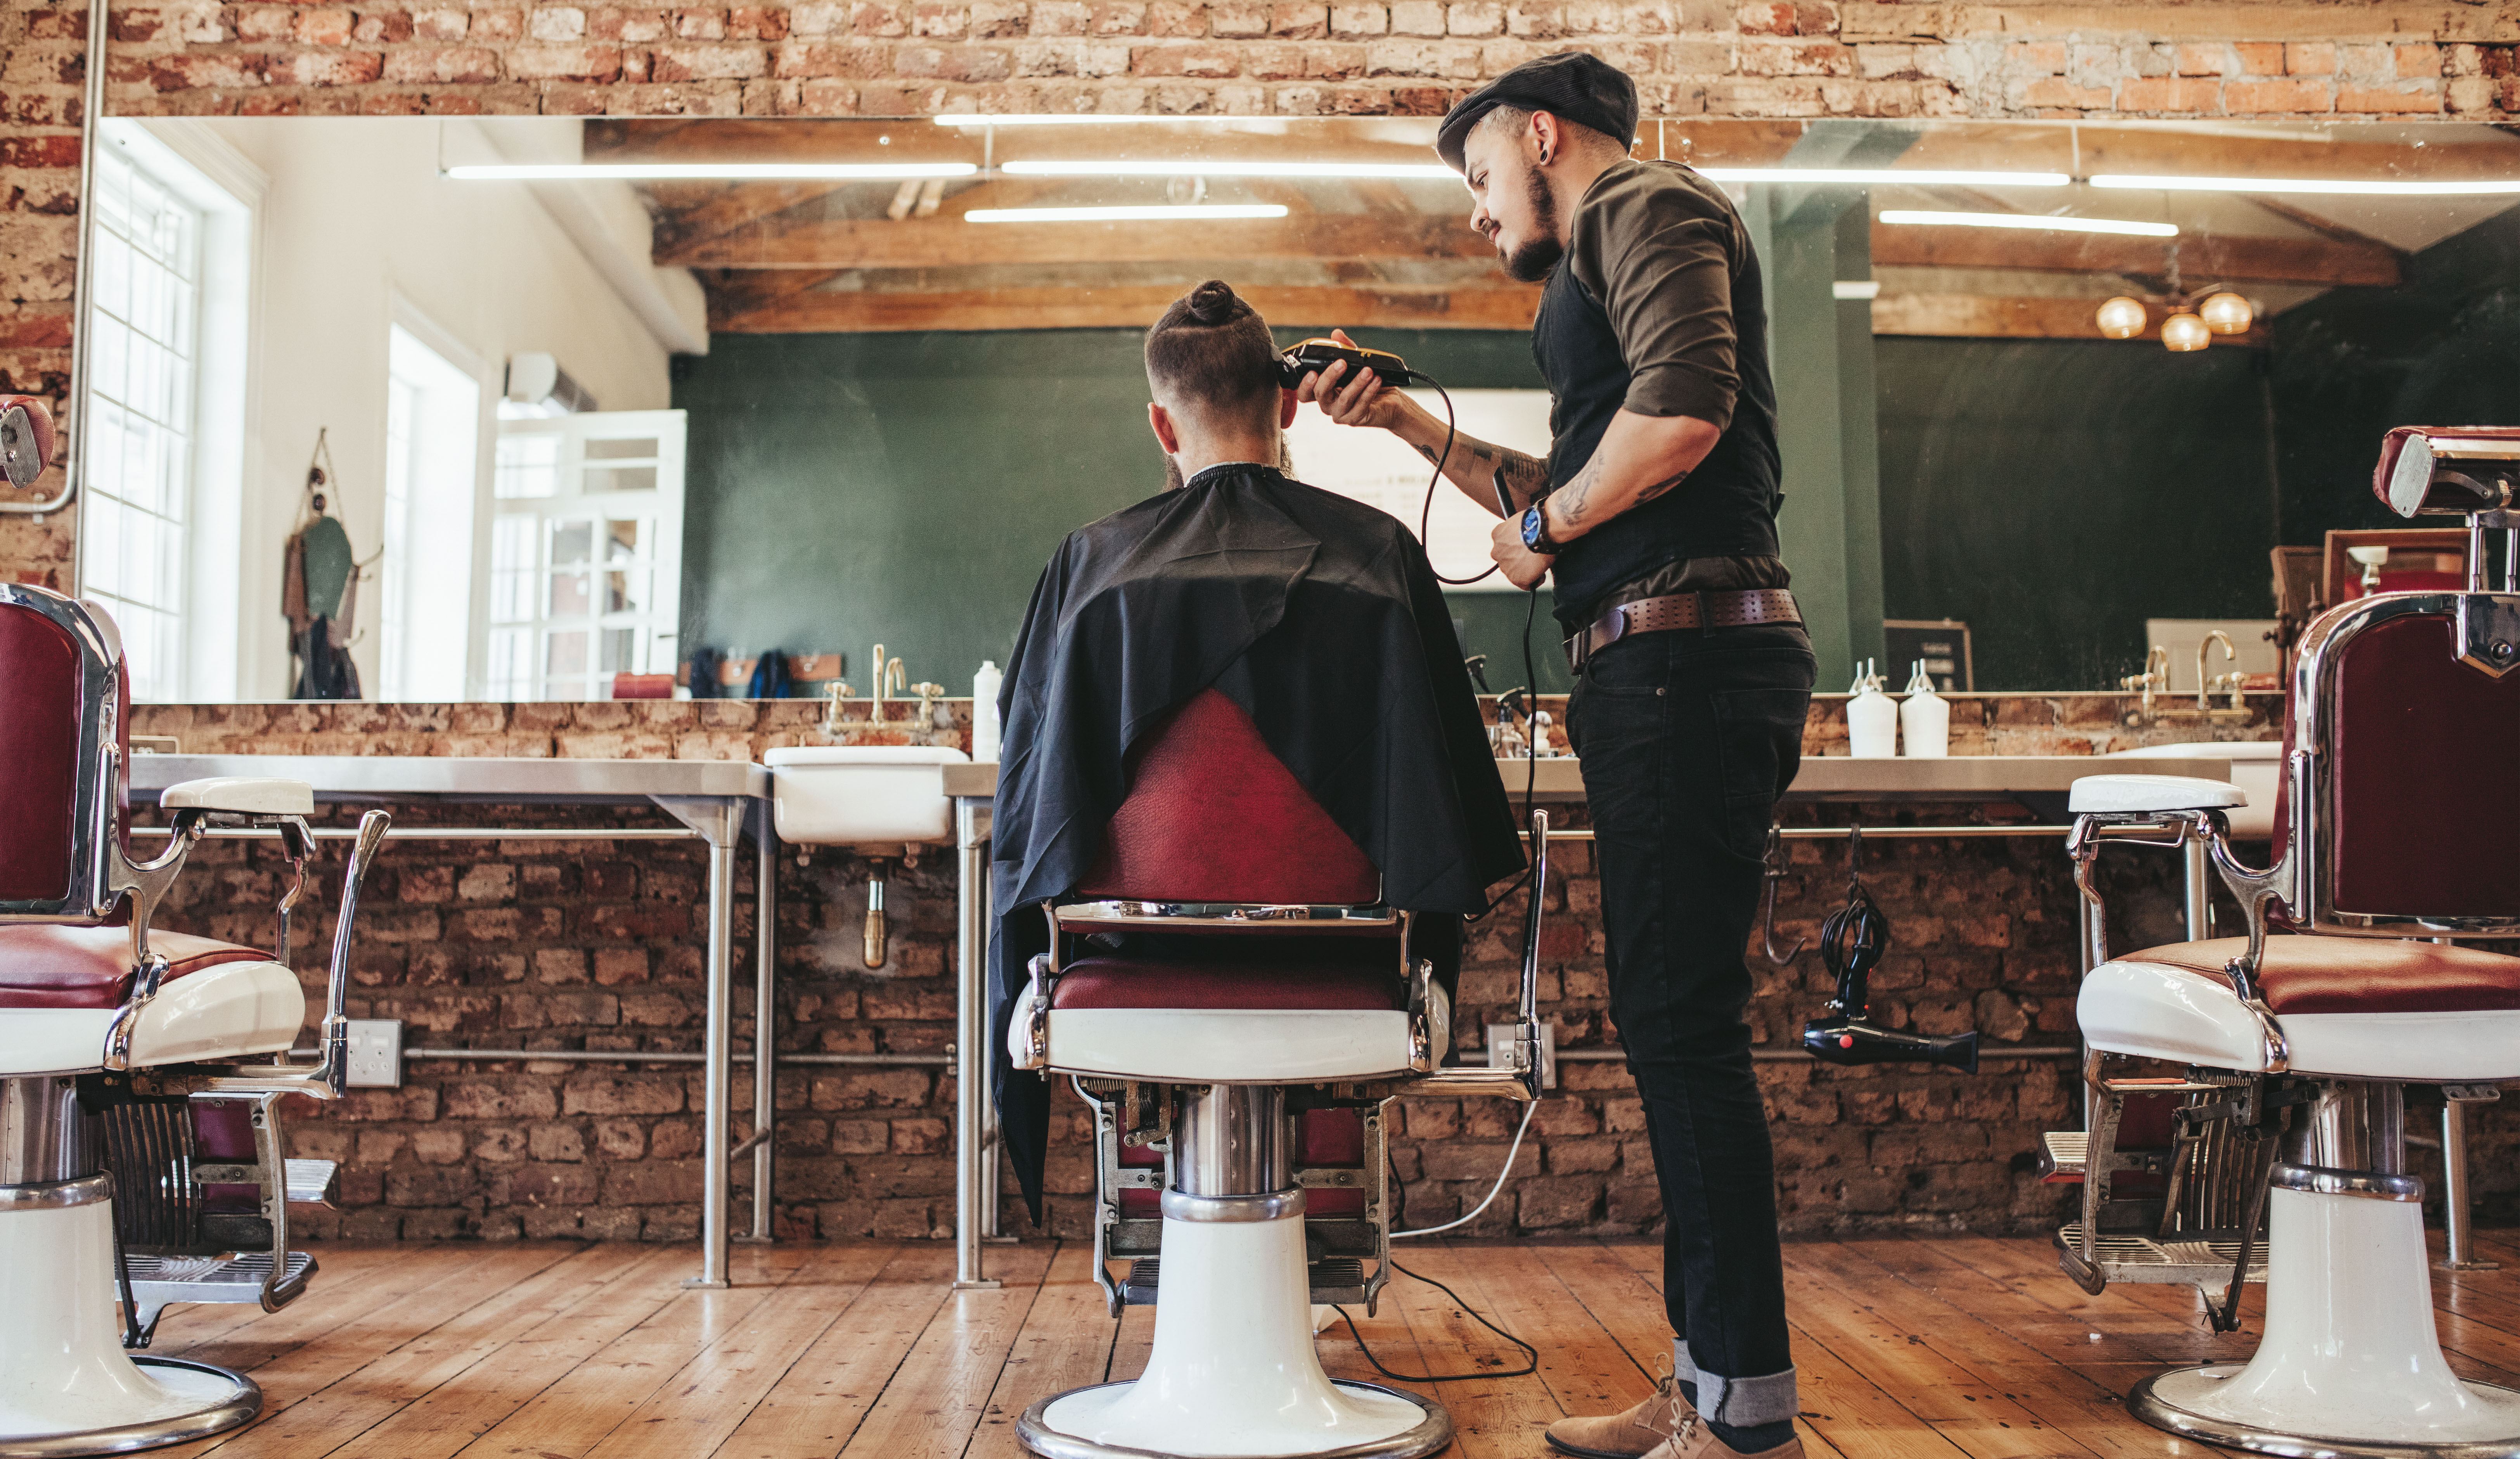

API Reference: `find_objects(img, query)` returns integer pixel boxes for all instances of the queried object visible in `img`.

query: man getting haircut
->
[985,281,1524,1223]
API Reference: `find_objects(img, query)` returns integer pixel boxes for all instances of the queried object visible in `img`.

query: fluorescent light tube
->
[964,204,1291,222]
[1695,167,2070,187]
[2092,173,2520,197]
[1005,159,1458,180]
[1831,280,1882,300]
[445,162,978,180]
[935,115,1239,126]
[1879,208,2179,237]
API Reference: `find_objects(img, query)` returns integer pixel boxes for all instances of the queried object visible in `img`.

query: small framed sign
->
[1882,620,1973,692]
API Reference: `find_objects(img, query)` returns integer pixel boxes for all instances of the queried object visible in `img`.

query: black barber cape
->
[989,463,1525,1220]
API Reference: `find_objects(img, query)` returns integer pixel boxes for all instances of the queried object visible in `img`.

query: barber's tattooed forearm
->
[1414,436,1550,508]
[1556,455,1607,523]
[1638,470,1689,503]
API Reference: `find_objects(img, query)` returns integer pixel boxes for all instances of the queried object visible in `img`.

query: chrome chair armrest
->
[208,810,392,1101]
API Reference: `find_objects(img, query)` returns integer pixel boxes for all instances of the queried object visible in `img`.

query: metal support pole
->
[953,797,1000,1291]
[2439,1095,2502,1272]
[656,795,746,1290]
[739,803,776,1244]
[978,846,1002,1241]
[2181,836,2211,942]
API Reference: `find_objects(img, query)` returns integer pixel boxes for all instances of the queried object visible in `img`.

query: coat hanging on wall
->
[282,429,372,701]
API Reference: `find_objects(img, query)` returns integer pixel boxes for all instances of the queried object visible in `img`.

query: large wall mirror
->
[71,114,2520,702]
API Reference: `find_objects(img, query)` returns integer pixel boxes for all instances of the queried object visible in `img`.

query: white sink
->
[2104,741,2282,839]
[763,745,969,848]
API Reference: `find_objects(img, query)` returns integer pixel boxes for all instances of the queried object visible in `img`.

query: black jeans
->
[1565,620,1816,1430]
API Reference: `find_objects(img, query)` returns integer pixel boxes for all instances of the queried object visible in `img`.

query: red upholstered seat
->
[1080,689,1381,906]
[2125,935,2520,1016]
[1052,952,1405,1012]
[0,925,273,1010]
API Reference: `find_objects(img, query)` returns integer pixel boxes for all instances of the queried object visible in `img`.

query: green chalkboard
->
[673,326,1570,699]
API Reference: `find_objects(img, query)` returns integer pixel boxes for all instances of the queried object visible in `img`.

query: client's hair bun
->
[1186,279,1239,325]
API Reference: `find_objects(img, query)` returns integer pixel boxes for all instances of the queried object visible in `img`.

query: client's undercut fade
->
[1145,280,1278,423]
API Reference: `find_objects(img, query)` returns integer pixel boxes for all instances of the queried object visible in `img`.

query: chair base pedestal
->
[2127,1187,2520,1458]
[2132,1369,2520,1459]
[0,1201,261,1456]
[1018,1205,1447,1459]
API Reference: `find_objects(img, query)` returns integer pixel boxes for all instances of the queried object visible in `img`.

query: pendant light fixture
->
[2160,312,2212,352]
[2094,296,2148,340]
[2199,291,2255,335]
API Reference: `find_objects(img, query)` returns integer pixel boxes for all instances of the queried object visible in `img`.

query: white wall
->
[206,118,686,700]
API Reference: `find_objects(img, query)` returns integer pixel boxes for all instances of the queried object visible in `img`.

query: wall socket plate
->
[1486,1021,1557,1090]
[344,1019,404,1088]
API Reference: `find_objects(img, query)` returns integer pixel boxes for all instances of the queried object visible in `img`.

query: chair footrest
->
[285,1158,339,1207]
[127,1249,317,1310]
[2040,1131,2086,1182]
[1118,1256,1369,1307]
[2054,1225,2266,1286]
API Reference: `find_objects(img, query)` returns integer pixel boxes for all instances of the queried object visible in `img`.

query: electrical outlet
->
[1485,1021,1558,1090]
[344,1019,403,1088]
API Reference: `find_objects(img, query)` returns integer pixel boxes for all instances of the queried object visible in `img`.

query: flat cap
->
[1435,52,1639,173]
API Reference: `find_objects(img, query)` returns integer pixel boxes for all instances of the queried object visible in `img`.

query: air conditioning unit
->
[503,352,599,416]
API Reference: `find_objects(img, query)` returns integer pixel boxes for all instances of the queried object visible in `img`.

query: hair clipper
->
[1276,338,1412,390]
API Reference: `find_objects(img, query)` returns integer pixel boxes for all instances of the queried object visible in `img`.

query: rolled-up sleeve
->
[1570,169,1741,431]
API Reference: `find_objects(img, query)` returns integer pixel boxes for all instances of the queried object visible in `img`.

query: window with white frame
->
[381,322,482,702]
[483,411,685,701]
[78,122,255,702]
[80,142,206,697]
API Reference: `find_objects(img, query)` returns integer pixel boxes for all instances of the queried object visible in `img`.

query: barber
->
[1299,52,1814,1459]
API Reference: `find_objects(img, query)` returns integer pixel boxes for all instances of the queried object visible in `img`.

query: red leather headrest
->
[0,395,56,485]
[2374,425,2520,519]
[0,601,82,903]
[1080,688,1381,905]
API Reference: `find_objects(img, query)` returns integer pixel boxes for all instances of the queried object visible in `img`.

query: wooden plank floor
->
[138,1230,2520,1458]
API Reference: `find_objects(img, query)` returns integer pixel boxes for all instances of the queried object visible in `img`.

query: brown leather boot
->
[1639,1410,1806,1459]
[1544,1374,1690,1459]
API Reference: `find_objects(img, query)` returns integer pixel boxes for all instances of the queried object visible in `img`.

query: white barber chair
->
[1007,688,1542,1459]
[2049,426,2520,1457]
[0,582,389,1455]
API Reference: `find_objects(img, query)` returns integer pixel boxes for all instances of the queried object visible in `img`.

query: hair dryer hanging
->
[1802,826,1980,1073]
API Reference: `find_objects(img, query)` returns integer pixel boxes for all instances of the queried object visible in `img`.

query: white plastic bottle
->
[1899,660,1950,759]
[971,660,1003,762]
[1846,658,1899,759]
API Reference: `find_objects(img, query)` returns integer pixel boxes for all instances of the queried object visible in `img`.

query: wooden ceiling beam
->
[665,210,1499,269]
[1869,223,2401,286]
[709,282,1542,333]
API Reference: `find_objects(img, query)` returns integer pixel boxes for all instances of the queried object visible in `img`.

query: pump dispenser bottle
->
[1846,660,1897,758]
[1899,661,1949,759]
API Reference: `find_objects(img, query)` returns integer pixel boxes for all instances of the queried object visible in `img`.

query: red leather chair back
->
[1078,688,1381,905]
[2325,611,2520,918]
[0,599,85,903]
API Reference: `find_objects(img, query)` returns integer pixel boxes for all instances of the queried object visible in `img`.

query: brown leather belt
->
[1565,589,1802,672]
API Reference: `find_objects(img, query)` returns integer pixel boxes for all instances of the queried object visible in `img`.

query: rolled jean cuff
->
[1676,1342,1800,1428]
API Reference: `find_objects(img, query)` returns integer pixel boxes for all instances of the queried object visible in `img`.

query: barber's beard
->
[1501,164,1565,283]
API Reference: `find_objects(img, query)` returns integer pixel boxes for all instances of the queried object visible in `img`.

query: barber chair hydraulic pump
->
[1800,831,1980,1073]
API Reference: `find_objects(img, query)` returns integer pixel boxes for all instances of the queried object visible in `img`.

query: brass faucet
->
[870,644,908,726]
[819,678,856,739]
[2196,630,2235,712]
[2120,645,2171,714]
[910,681,947,745]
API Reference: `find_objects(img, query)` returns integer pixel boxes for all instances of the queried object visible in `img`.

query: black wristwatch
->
[1520,503,1565,554]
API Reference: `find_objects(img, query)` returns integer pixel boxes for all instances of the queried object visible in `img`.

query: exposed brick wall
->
[135,692,2520,1247]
